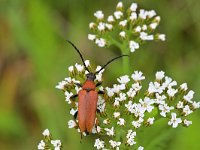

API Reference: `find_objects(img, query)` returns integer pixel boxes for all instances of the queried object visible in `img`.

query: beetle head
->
[86,72,96,81]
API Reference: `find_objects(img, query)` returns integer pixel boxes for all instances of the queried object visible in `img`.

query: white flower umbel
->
[88,1,165,50]
[168,113,182,128]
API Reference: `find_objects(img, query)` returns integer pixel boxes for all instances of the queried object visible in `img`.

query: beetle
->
[67,40,128,135]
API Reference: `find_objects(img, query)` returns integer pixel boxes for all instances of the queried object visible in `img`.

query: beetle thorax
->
[86,72,96,81]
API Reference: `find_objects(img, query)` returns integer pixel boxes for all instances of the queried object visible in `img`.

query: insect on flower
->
[67,40,128,137]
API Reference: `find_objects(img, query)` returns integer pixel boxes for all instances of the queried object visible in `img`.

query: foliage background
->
[0,0,200,149]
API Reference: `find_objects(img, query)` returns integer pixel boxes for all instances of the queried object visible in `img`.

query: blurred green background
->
[0,0,200,149]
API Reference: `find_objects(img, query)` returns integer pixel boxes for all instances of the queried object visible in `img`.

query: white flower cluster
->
[88,1,165,52]
[38,129,62,150]
[56,59,200,149]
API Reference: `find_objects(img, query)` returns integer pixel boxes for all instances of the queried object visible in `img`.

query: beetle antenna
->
[66,40,90,72]
[95,54,129,74]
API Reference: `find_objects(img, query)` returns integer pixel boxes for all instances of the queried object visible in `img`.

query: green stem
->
[121,42,130,75]
[107,35,131,74]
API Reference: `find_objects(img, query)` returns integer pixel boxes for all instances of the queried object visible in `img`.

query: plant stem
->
[121,42,130,75]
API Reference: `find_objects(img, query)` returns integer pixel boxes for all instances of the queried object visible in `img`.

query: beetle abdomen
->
[78,90,98,133]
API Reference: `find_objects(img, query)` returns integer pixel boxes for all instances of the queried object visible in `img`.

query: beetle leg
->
[96,81,103,87]
[73,111,78,119]
[96,109,100,113]
[98,90,104,95]
[70,94,78,100]
[75,83,82,87]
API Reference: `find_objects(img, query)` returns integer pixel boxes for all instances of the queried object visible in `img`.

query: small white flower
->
[192,101,200,109]
[132,117,144,128]
[97,22,106,31]
[115,92,126,102]
[114,11,123,19]
[55,80,67,90]
[106,87,114,97]
[116,1,123,9]
[147,10,156,18]
[107,15,115,22]
[168,113,182,128]
[75,63,84,72]
[42,129,50,137]
[94,10,104,20]
[88,34,96,41]
[154,93,166,105]
[155,71,165,80]
[70,108,77,116]
[127,88,136,98]
[176,101,184,109]
[92,125,101,134]
[135,26,141,32]
[94,138,105,150]
[167,88,178,97]
[130,3,138,11]
[183,119,192,127]
[113,84,125,93]
[117,75,130,84]
[117,118,125,126]
[159,103,174,117]
[150,23,158,30]
[104,127,115,136]
[105,23,113,30]
[97,96,106,112]
[158,34,166,41]
[89,22,96,29]
[65,91,73,104]
[142,25,147,31]
[109,140,121,149]
[68,66,74,72]
[84,60,90,67]
[95,38,106,47]
[183,90,194,103]
[139,9,147,19]
[96,73,103,82]
[148,82,164,94]
[38,140,45,150]
[129,40,139,52]
[51,140,62,150]
[114,99,120,107]
[139,97,154,113]
[183,105,193,116]
[147,117,155,125]
[131,71,145,81]
[119,20,127,27]
[113,112,120,118]
[155,16,161,22]
[180,83,188,91]
[130,12,137,21]
[140,32,147,40]
[119,31,126,38]
[126,130,137,146]
[68,120,76,128]
[138,146,144,150]
[103,119,109,125]
[132,82,142,92]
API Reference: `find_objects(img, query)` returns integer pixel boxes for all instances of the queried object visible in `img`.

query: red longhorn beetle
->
[67,41,128,136]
